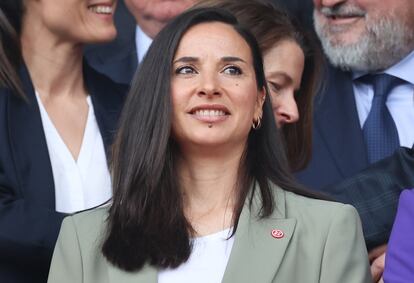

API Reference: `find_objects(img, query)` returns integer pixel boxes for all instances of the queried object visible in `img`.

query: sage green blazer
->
[48,186,372,283]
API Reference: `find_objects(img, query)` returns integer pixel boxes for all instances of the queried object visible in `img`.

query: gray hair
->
[314,6,414,72]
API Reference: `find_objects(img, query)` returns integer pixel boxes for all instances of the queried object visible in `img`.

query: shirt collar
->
[135,25,153,64]
[352,50,414,85]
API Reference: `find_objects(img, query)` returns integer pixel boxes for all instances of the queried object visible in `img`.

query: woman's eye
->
[222,66,242,75]
[268,81,282,93]
[175,66,197,75]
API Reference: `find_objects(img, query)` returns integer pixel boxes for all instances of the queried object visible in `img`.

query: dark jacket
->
[296,64,414,249]
[0,62,126,283]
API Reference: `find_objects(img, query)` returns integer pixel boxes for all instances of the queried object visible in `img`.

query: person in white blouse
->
[0,0,126,282]
[48,8,371,283]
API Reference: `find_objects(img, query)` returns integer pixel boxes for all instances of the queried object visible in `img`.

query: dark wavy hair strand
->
[0,1,25,99]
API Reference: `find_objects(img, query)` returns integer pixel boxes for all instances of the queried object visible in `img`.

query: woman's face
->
[171,22,264,149]
[263,40,305,128]
[26,0,118,44]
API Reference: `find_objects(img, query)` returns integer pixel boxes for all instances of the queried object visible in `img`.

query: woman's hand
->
[369,244,386,282]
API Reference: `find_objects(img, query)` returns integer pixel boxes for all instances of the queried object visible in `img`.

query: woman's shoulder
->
[70,205,108,225]
[268,188,371,282]
[50,207,111,281]
[285,188,355,211]
[273,186,360,228]
[63,206,109,242]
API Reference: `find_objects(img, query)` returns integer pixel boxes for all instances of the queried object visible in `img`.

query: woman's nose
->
[197,74,221,97]
[274,94,299,127]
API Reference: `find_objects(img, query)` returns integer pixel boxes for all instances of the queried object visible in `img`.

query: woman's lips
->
[188,105,230,123]
[87,2,115,18]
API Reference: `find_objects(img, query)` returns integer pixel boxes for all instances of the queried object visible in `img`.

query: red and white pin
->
[271,229,284,239]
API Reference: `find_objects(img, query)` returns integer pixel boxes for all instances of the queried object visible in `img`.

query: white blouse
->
[158,228,234,283]
[36,93,112,213]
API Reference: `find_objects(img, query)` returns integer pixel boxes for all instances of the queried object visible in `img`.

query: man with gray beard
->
[296,0,414,281]
[315,4,414,72]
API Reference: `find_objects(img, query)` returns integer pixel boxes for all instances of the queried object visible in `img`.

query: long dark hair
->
[0,1,25,98]
[197,0,323,171]
[102,7,319,272]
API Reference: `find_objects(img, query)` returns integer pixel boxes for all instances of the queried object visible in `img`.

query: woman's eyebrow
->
[173,56,247,64]
[173,56,198,64]
[221,56,246,63]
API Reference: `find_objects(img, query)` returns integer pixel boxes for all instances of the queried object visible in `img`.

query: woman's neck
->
[20,18,85,98]
[178,143,246,235]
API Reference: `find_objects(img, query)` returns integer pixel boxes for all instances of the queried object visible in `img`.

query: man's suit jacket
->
[48,185,372,283]
[319,146,414,250]
[84,0,137,85]
[296,66,369,189]
[383,189,414,282]
[295,64,414,249]
[0,63,126,283]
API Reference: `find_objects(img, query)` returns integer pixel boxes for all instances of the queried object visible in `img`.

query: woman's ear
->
[254,87,266,118]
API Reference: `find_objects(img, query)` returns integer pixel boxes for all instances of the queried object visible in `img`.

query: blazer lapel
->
[84,62,126,153]
[222,187,297,283]
[7,65,55,208]
[107,263,157,283]
[315,65,368,178]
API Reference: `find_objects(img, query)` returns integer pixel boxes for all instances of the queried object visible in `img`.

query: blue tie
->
[362,74,401,163]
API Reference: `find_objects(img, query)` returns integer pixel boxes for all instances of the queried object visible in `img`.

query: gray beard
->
[314,14,414,72]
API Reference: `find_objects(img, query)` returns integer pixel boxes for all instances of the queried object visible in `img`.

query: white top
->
[36,93,112,213]
[353,50,414,148]
[135,25,153,64]
[158,228,234,283]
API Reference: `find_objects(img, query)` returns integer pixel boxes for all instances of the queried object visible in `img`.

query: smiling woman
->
[25,0,118,43]
[0,0,126,282]
[171,22,264,149]
[48,7,371,283]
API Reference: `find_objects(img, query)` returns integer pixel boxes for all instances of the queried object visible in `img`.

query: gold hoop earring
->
[252,116,262,130]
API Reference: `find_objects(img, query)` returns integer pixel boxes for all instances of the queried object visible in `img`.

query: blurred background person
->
[298,0,414,209]
[295,0,414,280]
[85,0,196,85]
[48,8,371,283]
[0,0,126,282]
